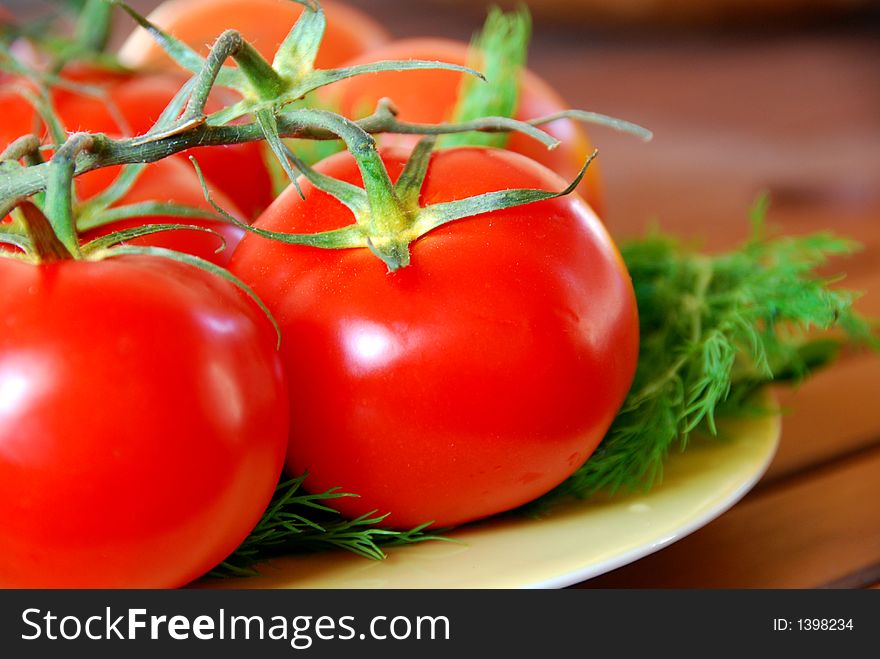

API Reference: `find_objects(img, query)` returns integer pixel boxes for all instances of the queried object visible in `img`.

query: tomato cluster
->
[0,0,638,586]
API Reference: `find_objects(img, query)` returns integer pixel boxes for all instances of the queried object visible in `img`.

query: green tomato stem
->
[0,105,567,207]
[44,133,94,257]
[0,1,649,271]
[279,109,413,269]
[229,33,288,100]
[0,135,42,163]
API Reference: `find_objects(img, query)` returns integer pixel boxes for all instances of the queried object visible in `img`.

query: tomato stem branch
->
[181,30,243,120]
[1,135,42,163]
[0,105,563,204]
[230,32,287,99]
[529,110,653,142]
[17,201,74,262]
[44,132,94,257]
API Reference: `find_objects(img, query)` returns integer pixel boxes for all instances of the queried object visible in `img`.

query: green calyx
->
[296,117,594,272]
[0,134,227,264]
[2,0,644,277]
[0,198,220,265]
[191,111,595,272]
[111,4,482,124]
[0,135,279,345]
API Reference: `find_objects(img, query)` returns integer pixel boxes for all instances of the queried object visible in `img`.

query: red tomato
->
[118,0,389,72]
[326,38,603,215]
[0,254,288,587]
[229,147,638,529]
[73,156,246,265]
[0,66,274,220]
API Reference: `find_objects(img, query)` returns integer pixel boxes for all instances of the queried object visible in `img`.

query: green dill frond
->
[439,6,532,149]
[532,200,877,507]
[209,475,446,578]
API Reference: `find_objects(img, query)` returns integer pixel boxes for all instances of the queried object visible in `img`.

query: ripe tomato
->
[229,146,638,529]
[118,0,389,72]
[326,38,603,215]
[0,254,288,587]
[0,66,274,220]
[77,157,247,266]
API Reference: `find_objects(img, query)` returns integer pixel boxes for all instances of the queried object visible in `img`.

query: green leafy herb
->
[210,474,447,578]
[531,197,877,507]
[439,7,531,149]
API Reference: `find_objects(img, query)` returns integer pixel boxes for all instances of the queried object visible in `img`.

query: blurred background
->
[6,0,875,250]
[3,0,879,587]
[3,1,879,242]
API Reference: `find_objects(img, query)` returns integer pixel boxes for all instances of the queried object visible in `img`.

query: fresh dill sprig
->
[209,474,445,578]
[532,197,877,507]
[439,6,532,149]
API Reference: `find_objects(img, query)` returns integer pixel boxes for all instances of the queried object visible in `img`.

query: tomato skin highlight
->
[327,38,603,215]
[229,147,638,529]
[0,256,289,588]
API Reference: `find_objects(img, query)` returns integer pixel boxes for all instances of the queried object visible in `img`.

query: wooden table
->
[347,2,880,589]
[13,0,880,588]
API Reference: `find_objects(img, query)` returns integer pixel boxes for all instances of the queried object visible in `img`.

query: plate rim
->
[526,416,780,588]
[202,398,781,589]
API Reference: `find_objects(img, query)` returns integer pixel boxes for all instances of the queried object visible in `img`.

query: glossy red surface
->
[0,255,288,587]
[229,146,637,528]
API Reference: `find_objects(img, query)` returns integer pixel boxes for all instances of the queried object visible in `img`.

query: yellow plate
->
[203,405,780,589]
